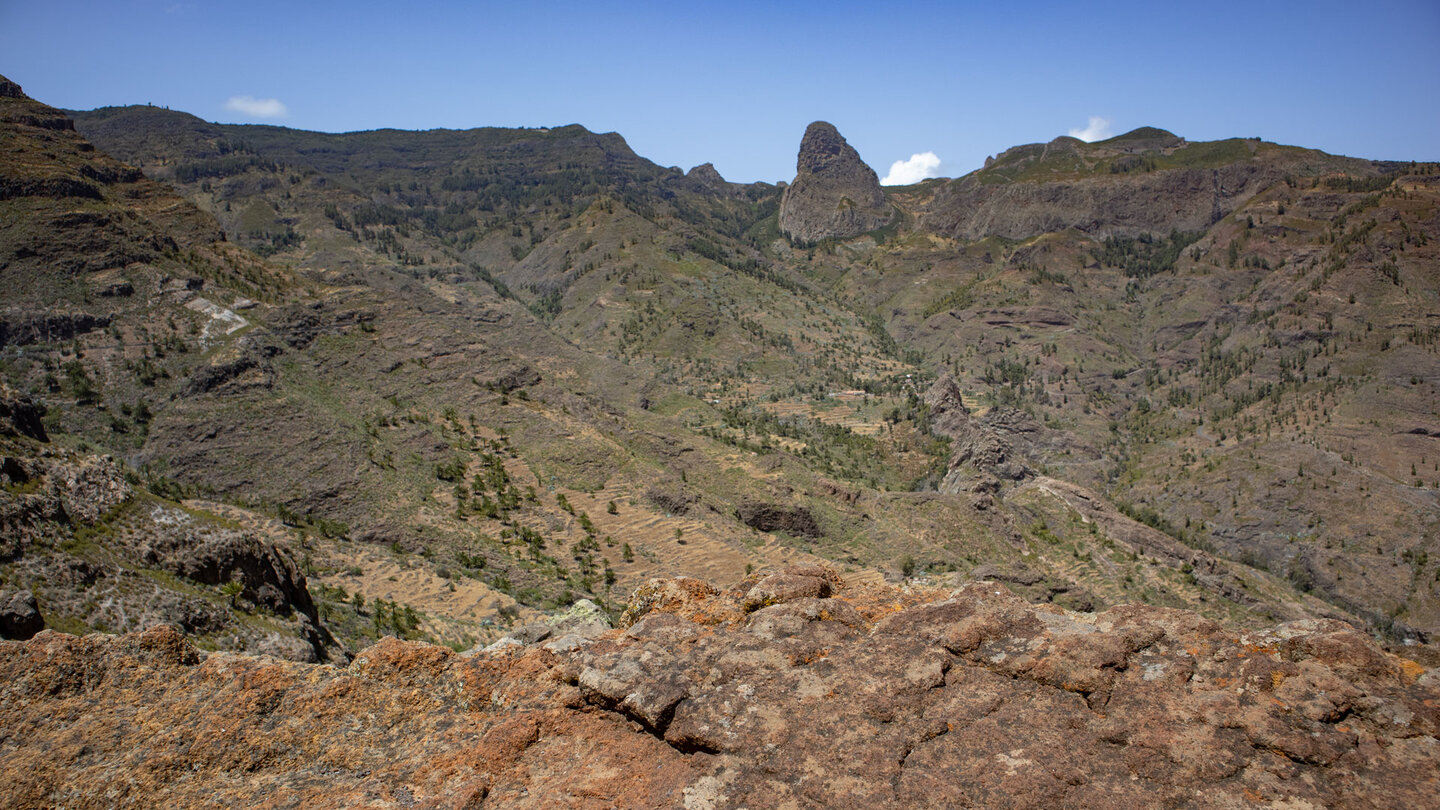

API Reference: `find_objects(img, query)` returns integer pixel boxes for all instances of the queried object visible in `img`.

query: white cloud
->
[223,95,288,119]
[1068,116,1112,142]
[881,151,942,186]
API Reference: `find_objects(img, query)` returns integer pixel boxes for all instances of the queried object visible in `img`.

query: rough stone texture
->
[499,598,611,650]
[778,121,892,243]
[924,376,1041,486]
[0,312,113,348]
[644,485,695,517]
[151,527,316,620]
[922,373,970,437]
[1,571,1435,808]
[742,565,833,612]
[0,590,43,639]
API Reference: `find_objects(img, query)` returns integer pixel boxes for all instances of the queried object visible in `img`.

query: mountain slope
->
[2,85,1416,651]
[806,133,1440,640]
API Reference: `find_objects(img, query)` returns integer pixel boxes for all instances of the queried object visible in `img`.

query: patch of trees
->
[1094,230,1203,279]
[173,154,280,183]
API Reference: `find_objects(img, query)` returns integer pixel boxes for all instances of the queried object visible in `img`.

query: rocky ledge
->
[1,566,1436,808]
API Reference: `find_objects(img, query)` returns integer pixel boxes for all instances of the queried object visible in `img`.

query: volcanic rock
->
[740,564,836,612]
[686,162,727,188]
[778,121,892,242]
[0,590,43,639]
[1,574,1435,808]
[0,386,47,442]
[734,502,823,538]
[923,373,970,437]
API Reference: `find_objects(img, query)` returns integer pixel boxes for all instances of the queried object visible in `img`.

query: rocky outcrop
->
[0,312,112,347]
[0,590,43,639]
[924,375,1023,483]
[0,572,1434,808]
[0,386,47,442]
[779,121,892,242]
[0,417,336,661]
[923,373,970,437]
[686,162,727,188]
[931,408,1033,488]
[178,350,274,397]
[491,598,612,653]
[149,528,316,620]
[741,564,835,611]
[473,360,541,393]
[735,502,823,538]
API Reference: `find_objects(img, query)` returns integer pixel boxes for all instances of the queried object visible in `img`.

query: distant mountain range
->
[2,72,1436,656]
[4,70,1439,809]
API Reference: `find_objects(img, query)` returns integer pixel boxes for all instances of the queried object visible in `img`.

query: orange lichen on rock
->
[0,569,1436,808]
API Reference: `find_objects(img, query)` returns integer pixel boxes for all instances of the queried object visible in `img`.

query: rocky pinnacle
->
[779,121,892,243]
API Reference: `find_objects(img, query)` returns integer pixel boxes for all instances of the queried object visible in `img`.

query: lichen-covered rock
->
[502,597,612,649]
[778,121,892,242]
[741,568,831,611]
[0,571,1436,808]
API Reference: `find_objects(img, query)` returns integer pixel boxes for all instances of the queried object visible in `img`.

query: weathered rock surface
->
[922,372,970,436]
[741,564,833,611]
[0,312,114,348]
[0,590,43,639]
[0,385,47,441]
[1,568,1434,808]
[779,121,892,242]
[924,375,1036,485]
[0,392,337,661]
[734,501,823,538]
[495,598,612,652]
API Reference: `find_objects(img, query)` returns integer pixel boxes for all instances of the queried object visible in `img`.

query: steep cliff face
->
[778,121,892,242]
[0,74,222,284]
[1,569,1435,808]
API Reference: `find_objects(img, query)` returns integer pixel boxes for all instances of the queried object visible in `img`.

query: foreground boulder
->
[0,570,1435,808]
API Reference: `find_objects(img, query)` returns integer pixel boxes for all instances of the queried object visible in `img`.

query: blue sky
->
[3,0,1437,184]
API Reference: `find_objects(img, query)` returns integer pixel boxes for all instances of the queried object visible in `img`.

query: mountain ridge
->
[3,72,1435,657]
[3,70,1439,807]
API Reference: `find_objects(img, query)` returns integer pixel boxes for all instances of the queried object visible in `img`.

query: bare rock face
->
[779,121,892,243]
[0,590,43,639]
[0,572,1435,808]
[923,373,970,437]
[742,564,834,611]
[686,162,727,188]
[734,501,823,538]
[0,385,47,442]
